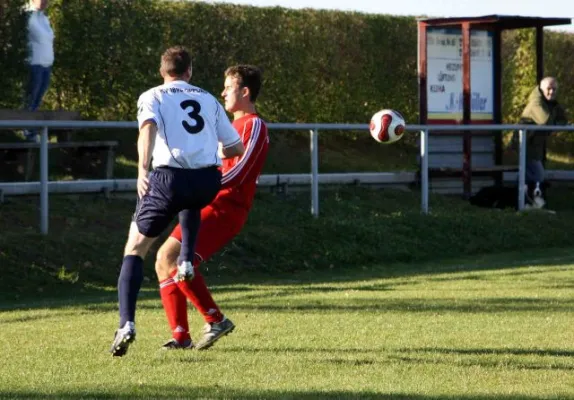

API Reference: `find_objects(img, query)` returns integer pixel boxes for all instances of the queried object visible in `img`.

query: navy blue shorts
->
[133,166,221,238]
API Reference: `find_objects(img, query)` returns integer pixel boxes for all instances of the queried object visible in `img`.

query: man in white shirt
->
[24,0,54,141]
[110,46,245,357]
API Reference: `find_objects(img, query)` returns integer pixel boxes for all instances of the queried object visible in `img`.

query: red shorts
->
[170,200,248,264]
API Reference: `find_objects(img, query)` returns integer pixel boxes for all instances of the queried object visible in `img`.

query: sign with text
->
[426,28,493,122]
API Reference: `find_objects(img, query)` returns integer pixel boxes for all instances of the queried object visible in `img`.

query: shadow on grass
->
[402,347,574,358]
[2,249,574,314]
[4,293,573,318]
[388,354,574,372]
[0,388,564,400]
[197,345,574,358]
[166,345,574,373]
[220,297,574,314]
[379,346,574,372]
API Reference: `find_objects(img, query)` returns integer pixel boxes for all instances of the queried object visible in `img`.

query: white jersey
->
[27,10,54,67]
[137,80,241,169]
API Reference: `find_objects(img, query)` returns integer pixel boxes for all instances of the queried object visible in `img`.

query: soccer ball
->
[369,109,406,144]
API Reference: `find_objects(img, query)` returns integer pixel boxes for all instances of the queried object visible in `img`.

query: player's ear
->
[241,86,250,100]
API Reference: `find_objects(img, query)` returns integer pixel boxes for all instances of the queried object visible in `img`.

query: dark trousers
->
[526,160,545,184]
[25,64,52,112]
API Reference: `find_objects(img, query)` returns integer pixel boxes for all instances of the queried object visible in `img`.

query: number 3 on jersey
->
[180,100,205,134]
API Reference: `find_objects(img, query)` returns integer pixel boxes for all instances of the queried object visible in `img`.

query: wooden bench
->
[0,109,81,118]
[1,109,120,185]
[420,133,518,194]
[0,141,118,182]
[429,165,518,178]
[0,109,82,142]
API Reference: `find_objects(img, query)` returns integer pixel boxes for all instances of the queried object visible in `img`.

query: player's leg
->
[175,204,247,350]
[169,204,243,320]
[155,168,219,350]
[174,166,221,281]
[156,235,193,349]
[111,222,158,357]
[118,222,157,327]
[111,168,178,357]
[174,208,201,281]
[156,166,221,349]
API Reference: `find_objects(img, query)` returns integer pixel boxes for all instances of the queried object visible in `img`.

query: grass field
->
[1,187,574,399]
[3,186,574,298]
[1,249,573,399]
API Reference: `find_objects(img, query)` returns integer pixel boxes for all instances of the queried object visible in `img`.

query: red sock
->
[159,276,190,343]
[176,265,224,324]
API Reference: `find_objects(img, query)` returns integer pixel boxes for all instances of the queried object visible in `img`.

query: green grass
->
[2,187,574,398]
[0,250,573,399]
[3,186,574,300]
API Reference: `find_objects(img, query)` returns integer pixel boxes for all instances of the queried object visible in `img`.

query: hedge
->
[1,0,573,128]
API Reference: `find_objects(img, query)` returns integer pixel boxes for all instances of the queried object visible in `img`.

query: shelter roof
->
[418,15,571,30]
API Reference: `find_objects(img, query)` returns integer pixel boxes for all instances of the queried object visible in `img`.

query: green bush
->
[2,1,419,125]
[0,0,28,108]
[1,1,572,136]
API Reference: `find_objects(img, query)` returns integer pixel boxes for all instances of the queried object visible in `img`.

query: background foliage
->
[0,0,28,109]
[1,1,573,123]
[0,0,418,126]
[1,0,574,171]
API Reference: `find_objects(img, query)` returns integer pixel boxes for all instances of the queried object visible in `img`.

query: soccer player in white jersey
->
[110,46,245,357]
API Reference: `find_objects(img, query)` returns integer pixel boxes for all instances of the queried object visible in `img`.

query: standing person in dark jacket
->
[515,77,568,185]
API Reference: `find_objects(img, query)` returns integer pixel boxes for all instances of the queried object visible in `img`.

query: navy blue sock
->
[178,209,200,264]
[117,255,144,328]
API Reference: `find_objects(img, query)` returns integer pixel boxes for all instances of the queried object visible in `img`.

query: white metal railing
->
[1,120,573,234]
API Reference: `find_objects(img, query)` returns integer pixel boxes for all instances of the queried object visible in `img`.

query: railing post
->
[420,129,429,214]
[518,129,526,211]
[310,129,319,217]
[40,126,49,234]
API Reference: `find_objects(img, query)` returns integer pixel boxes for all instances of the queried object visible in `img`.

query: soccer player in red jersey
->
[155,65,269,350]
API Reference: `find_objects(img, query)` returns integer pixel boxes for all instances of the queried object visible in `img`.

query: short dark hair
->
[224,65,262,102]
[161,46,191,77]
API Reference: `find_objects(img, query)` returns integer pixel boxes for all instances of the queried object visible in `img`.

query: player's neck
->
[163,76,188,84]
[233,105,257,120]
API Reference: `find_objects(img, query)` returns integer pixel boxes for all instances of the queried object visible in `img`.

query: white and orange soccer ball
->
[369,109,406,144]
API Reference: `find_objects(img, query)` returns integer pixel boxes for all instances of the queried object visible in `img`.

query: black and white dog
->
[469,182,546,210]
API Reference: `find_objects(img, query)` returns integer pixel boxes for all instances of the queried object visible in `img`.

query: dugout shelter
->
[417,15,572,197]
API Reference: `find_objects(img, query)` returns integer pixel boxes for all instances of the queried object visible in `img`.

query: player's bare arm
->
[217,142,244,159]
[221,140,245,159]
[137,121,157,198]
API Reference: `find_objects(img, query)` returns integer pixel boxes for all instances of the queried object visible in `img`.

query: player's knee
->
[155,246,178,277]
[124,223,156,258]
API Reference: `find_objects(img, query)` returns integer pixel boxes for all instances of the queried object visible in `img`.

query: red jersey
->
[218,113,269,210]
